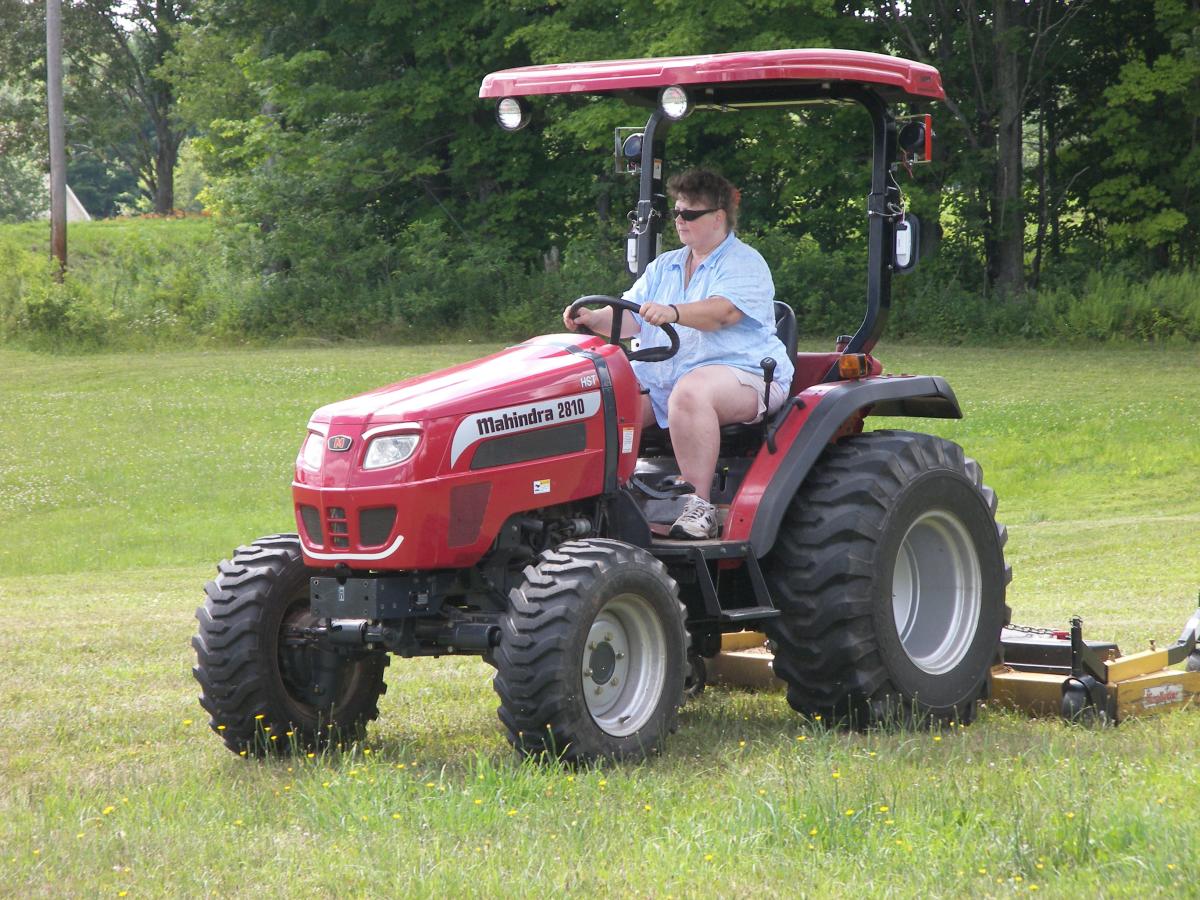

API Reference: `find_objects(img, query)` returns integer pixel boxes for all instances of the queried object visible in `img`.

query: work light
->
[659,86,691,120]
[496,97,530,131]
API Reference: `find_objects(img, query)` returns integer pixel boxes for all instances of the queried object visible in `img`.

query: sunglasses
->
[670,207,719,222]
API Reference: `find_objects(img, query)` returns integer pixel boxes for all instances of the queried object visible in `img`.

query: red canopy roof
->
[480,48,944,103]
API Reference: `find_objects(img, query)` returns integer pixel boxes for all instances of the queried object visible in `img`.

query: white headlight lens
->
[496,97,529,131]
[364,434,419,470]
[300,432,324,470]
[660,85,691,120]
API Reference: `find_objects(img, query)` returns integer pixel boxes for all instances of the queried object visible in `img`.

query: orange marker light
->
[838,354,870,379]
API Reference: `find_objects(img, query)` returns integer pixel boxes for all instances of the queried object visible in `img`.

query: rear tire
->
[192,535,387,756]
[492,539,688,762]
[763,430,1010,726]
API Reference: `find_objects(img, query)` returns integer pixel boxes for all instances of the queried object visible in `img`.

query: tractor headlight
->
[299,432,324,470]
[363,433,420,470]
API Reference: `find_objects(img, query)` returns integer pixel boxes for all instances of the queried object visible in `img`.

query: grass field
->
[2,342,1199,897]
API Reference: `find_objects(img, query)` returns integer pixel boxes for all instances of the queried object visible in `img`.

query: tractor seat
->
[640,301,798,456]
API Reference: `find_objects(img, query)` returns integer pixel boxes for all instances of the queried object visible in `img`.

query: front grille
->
[327,506,349,548]
[359,506,397,547]
[299,505,323,545]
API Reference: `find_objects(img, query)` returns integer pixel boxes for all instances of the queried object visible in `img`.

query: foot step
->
[719,606,780,623]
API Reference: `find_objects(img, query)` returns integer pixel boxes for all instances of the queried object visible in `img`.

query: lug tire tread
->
[192,534,387,756]
[492,539,687,763]
[764,430,1010,726]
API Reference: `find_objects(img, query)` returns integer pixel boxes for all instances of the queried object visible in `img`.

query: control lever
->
[760,356,776,422]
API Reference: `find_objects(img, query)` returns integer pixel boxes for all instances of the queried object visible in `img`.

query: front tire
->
[492,539,688,762]
[192,535,388,756]
[763,430,1010,726]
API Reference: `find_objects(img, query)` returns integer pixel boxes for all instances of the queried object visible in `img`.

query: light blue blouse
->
[623,231,794,428]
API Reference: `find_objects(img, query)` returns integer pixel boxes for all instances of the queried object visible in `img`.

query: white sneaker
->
[670,494,717,540]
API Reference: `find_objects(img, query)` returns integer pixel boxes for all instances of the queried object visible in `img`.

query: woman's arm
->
[639,296,742,331]
[563,305,639,337]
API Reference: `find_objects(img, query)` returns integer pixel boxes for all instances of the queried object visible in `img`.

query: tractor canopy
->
[479,48,945,104]
[480,48,944,358]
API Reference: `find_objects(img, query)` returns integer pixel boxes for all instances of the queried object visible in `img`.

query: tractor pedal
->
[655,475,696,496]
[630,475,696,501]
[719,606,781,623]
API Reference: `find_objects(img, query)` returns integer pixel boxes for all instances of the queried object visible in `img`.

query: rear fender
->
[723,376,961,556]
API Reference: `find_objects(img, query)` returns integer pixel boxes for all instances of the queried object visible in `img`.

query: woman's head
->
[667,169,739,245]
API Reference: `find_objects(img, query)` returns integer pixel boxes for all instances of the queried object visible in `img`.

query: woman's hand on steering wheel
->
[566,295,680,363]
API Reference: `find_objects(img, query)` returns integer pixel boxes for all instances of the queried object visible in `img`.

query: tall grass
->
[0,218,250,350]
[1,343,1198,895]
[5,218,1200,349]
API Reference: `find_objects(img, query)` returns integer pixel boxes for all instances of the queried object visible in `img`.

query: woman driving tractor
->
[564,168,794,539]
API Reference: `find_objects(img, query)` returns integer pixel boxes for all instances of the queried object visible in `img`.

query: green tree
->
[1080,0,1200,267]
[66,0,195,214]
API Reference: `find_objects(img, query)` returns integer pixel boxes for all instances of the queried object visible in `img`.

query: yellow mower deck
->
[711,607,1200,723]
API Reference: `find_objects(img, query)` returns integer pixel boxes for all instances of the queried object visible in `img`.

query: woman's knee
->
[667,377,709,418]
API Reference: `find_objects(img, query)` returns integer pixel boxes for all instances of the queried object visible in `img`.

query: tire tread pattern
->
[492,539,688,762]
[764,430,1011,725]
[192,534,387,756]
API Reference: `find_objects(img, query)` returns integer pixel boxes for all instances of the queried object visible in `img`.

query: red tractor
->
[193,49,1010,762]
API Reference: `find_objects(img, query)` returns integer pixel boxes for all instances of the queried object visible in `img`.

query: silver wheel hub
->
[583,593,667,737]
[892,509,982,675]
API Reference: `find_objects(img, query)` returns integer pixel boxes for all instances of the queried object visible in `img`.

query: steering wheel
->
[567,295,680,363]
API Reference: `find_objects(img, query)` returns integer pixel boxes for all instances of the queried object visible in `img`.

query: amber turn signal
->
[838,354,870,379]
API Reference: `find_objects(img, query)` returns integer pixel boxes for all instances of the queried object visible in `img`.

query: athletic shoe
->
[670,494,717,540]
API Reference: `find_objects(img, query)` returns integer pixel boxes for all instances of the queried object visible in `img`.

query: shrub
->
[4,217,1200,350]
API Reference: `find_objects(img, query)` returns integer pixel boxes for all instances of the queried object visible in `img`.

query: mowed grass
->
[1,342,1198,896]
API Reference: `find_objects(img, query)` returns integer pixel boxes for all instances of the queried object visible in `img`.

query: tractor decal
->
[450,391,601,465]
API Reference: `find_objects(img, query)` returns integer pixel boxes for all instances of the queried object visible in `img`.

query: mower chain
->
[1004,623,1063,637]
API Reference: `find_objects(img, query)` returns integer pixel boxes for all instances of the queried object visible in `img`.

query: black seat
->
[773,300,797,370]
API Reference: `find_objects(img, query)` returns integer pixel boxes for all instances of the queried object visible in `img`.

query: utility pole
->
[46,0,66,278]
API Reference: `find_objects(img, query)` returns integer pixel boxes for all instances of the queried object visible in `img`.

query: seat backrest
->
[773,301,798,366]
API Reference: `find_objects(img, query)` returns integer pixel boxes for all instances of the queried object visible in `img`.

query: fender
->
[722,375,961,557]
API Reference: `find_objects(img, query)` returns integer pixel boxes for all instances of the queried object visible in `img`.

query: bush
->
[4,216,1200,350]
[0,218,248,349]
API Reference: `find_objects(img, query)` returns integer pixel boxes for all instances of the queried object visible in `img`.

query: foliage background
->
[2,0,1200,346]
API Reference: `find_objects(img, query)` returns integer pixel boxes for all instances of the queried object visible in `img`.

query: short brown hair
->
[667,168,739,230]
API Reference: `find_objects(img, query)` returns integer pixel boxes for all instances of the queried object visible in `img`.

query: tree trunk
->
[154,119,176,214]
[991,0,1025,295]
[1032,87,1048,288]
[1048,92,1060,261]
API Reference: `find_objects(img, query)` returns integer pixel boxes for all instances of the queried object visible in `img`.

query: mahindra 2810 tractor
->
[193,49,1011,762]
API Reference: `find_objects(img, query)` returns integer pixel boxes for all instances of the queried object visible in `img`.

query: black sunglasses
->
[670,207,719,221]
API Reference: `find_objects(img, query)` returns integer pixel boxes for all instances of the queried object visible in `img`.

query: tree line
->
[2,0,1199,341]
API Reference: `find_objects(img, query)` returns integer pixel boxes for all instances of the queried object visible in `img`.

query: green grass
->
[1,342,1199,896]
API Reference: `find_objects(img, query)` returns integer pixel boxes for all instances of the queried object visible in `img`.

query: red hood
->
[307,335,604,429]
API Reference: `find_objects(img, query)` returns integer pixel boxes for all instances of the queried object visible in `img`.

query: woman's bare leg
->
[666,366,758,501]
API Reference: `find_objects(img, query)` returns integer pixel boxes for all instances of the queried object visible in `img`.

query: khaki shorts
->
[728,366,789,424]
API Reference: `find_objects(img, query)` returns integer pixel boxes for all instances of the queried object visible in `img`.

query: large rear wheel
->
[192,535,388,756]
[492,539,688,762]
[763,430,1010,725]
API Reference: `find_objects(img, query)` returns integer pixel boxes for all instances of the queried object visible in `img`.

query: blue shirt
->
[623,232,794,428]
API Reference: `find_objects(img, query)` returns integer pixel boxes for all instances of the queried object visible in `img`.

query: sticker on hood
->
[451,391,601,466]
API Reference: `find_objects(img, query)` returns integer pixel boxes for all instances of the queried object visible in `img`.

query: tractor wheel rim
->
[582,593,667,737]
[891,509,982,675]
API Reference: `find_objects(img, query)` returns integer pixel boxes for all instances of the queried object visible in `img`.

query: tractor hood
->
[291,333,644,571]
[306,334,608,428]
[295,333,641,492]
